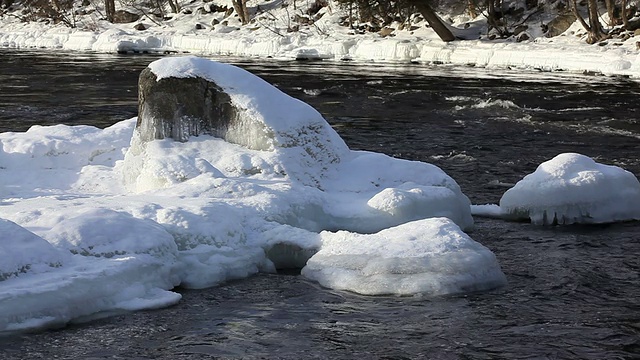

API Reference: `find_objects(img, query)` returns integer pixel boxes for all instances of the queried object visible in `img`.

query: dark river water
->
[0,50,639,359]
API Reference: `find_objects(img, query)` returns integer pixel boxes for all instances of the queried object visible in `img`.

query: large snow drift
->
[0,56,504,333]
[500,153,640,225]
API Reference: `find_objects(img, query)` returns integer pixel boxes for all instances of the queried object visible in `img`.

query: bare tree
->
[105,0,115,22]
[571,0,607,43]
[231,0,250,24]
[406,0,455,41]
[604,0,618,26]
[604,0,639,31]
[167,0,180,13]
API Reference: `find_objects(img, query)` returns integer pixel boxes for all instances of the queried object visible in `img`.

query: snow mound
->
[302,217,507,296]
[0,212,181,333]
[0,219,68,281]
[500,153,640,225]
[46,208,178,260]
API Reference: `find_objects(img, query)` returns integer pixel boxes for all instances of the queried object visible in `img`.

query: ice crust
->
[500,153,640,225]
[0,56,499,333]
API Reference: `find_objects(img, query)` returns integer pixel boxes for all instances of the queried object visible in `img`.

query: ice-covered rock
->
[500,153,640,225]
[125,56,473,230]
[302,217,507,296]
[132,56,349,188]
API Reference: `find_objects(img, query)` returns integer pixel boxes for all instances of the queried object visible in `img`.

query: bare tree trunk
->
[167,0,181,14]
[587,0,606,42]
[622,0,631,29]
[407,0,455,41]
[572,0,607,43]
[487,0,496,29]
[571,0,592,32]
[231,0,249,24]
[104,0,115,22]
[242,0,250,24]
[605,0,617,26]
[486,0,505,33]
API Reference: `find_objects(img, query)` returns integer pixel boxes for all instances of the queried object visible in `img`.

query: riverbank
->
[2,0,640,77]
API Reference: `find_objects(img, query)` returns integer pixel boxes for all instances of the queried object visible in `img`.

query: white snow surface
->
[302,217,507,296]
[500,153,640,225]
[2,0,640,77]
[0,56,501,333]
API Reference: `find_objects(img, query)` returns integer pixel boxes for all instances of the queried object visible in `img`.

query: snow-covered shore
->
[2,0,640,77]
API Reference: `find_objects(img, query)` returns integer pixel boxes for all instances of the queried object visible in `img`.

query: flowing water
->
[0,50,639,359]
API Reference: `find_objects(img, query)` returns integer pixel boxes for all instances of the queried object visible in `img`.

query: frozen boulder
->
[137,56,347,155]
[124,56,474,231]
[500,153,640,225]
[132,56,349,188]
[301,217,506,296]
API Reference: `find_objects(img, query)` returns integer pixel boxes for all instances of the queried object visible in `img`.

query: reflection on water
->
[0,50,639,359]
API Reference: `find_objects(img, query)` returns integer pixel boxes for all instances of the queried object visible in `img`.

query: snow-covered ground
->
[1,0,640,77]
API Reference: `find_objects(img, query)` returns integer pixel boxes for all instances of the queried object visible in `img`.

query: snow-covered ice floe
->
[303,217,506,296]
[0,56,506,333]
[500,153,640,225]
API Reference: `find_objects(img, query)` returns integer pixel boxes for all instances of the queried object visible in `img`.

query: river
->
[0,50,639,359]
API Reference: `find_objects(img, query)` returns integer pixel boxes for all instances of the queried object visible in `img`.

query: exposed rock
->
[137,68,238,142]
[202,3,227,13]
[513,24,528,36]
[293,14,313,25]
[112,10,140,24]
[517,32,530,42]
[134,23,146,31]
[195,23,204,30]
[626,18,640,31]
[306,0,327,16]
[379,27,394,37]
[545,13,576,38]
[212,18,220,25]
